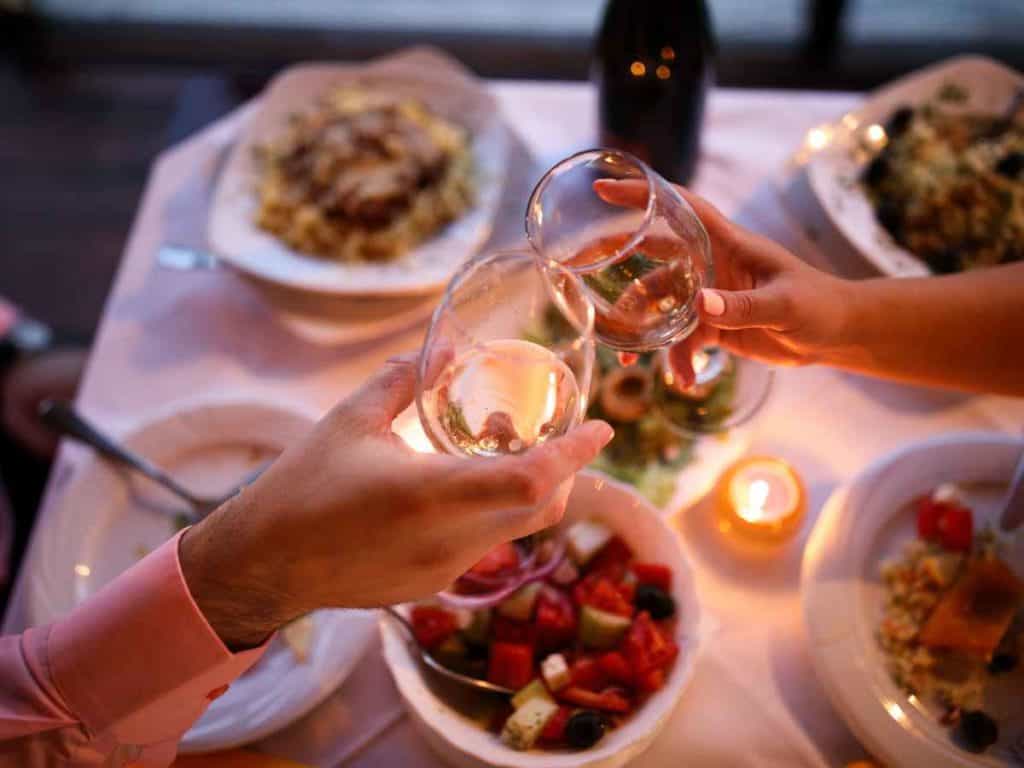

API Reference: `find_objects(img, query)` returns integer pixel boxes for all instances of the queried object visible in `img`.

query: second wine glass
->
[525,148,713,353]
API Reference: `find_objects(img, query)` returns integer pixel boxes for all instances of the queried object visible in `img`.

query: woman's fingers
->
[593,178,648,208]
[593,179,732,241]
[666,324,718,388]
[700,286,792,331]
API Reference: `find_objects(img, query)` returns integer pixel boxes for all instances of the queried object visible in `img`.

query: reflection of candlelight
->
[716,457,806,542]
[661,346,728,400]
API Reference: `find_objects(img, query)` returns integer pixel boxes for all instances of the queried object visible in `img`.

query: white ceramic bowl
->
[802,431,1024,768]
[380,470,702,768]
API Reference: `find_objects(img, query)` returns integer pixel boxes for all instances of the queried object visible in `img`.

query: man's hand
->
[180,354,613,649]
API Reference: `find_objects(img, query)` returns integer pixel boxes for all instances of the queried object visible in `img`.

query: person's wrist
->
[820,276,872,369]
[179,493,290,651]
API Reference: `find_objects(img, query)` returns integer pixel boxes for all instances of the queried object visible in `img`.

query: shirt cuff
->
[47,530,269,744]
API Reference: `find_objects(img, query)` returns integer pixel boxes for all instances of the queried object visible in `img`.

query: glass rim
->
[416,247,596,388]
[525,147,709,275]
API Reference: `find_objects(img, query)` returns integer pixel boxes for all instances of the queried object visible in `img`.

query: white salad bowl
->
[379,470,703,768]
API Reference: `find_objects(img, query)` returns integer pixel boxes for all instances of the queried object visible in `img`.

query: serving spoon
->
[39,399,265,523]
[383,607,513,697]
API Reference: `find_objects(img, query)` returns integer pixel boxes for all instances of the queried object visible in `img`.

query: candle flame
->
[737,478,772,523]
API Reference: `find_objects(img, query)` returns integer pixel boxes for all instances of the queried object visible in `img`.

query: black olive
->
[995,151,1024,179]
[928,248,961,274]
[987,651,1018,675]
[565,710,606,750]
[885,106,914,138]
[959,710,998,752]
[875,199,905,241]
[635,584,676,620]
[863,155,890,187]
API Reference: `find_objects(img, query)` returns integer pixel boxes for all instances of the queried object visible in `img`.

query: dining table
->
[5,75,1024,768]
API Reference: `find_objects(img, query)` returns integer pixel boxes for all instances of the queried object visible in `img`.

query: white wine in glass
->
[432,339,582,457]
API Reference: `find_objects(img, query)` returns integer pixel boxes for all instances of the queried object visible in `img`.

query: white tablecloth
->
[6,81,1024,768]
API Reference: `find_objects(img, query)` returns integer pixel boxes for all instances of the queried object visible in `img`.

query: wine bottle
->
[594,0,715,185]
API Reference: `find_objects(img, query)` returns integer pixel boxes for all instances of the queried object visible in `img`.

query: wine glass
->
[415,249,595,607]
[525,148,713,352]
[416,249,595,458]
[653,346,774,436]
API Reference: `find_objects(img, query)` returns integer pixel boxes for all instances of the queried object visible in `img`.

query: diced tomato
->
[559,686,631,713]
[630,563,673,592]
[936,504,973,552]
[617,580,636,605]
[410,606,457,651]
[488,642,534,690]
[587,536,633,580]
[469,542,520,577]
[574,575,633,617]
[597,651,633,686]
[636,667,666,693]
[492,615,537,645]
[540,706,573,744]
[622,611,678,681]
[535,589,577,652]
[570,656,609,691]
[916,497,943,540]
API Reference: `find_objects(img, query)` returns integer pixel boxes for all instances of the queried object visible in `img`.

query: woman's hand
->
[593,179,854,385]
[180,354,613,649]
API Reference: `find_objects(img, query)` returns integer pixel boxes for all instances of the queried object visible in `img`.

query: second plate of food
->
[802,431,1023,767]
[26,398,378,753]
[806,55,1024,277]
[209,48,509,297]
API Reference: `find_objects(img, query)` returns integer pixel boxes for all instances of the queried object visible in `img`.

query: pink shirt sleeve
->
[0,531,267,766]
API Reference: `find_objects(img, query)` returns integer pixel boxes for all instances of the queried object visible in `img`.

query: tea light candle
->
[716,457,806,542]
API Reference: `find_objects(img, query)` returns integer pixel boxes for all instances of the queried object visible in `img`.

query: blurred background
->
[2,0,1023,342]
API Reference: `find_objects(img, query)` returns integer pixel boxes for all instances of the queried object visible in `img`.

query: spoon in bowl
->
[383,607,513,697]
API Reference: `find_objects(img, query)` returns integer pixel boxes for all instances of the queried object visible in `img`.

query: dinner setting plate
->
[806,55,1024,278]
[25,399,377,753]
[802,432,1024,768]
[208,48,510,297]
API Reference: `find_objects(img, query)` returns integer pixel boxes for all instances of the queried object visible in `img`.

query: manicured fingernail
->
[702,289,725,317]
[592,421,615,445]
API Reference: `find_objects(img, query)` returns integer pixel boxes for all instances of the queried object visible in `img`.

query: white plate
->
[26,399,377,753]
[801,432,1024,768]
[209,48,509,297]
[806,55,1024,277]
[380,470,703,768]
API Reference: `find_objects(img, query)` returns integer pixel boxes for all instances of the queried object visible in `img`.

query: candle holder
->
[715,456,806,543]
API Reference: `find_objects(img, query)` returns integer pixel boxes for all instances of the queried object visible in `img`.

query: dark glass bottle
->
[594,0,715,185]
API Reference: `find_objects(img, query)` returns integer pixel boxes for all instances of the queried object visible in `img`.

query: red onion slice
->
[437,538,566,610]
